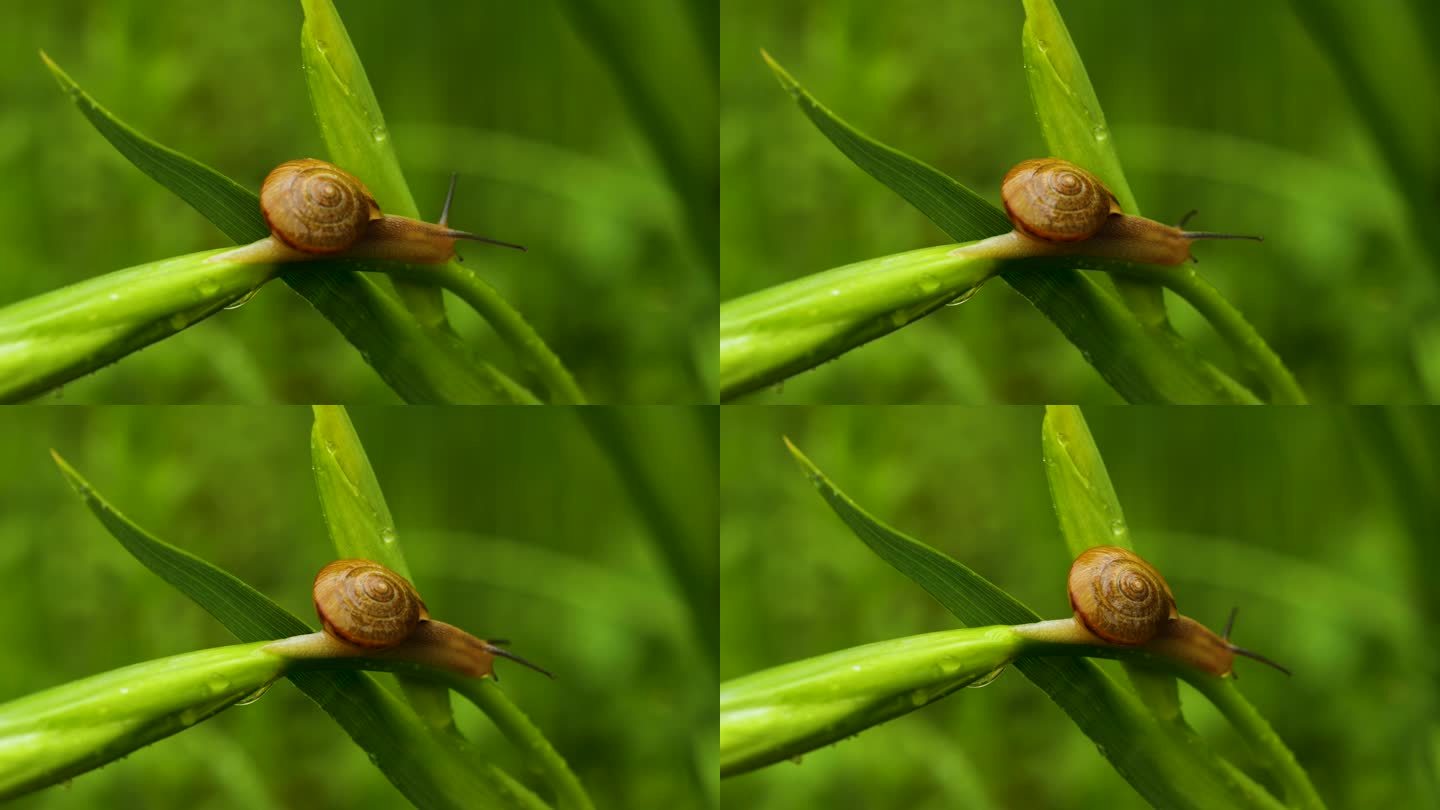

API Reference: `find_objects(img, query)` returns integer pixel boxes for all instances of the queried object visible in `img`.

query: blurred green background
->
[721,1,1440,403]
[0,0,714,403]
[0,406,715,809]
[721,406,1437,808]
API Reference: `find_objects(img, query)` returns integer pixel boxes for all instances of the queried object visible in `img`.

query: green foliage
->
[721,2,1439,402]
[0,408,711,809]
[720,406,1435,808]
[1,2,709,402]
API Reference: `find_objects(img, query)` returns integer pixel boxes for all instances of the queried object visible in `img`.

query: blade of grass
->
[300,0,447,328]
[39,52,533,404]
[311,405,454,730]
[1021,0,1167,327]
[0,250,276,402]
[0,642,286,800]
[719,247,999,401]
[783,438,1254,810]
[50,451,520,810]
[312,407,588,807]
[760,52,1254,403]
[1042,405,1131,557]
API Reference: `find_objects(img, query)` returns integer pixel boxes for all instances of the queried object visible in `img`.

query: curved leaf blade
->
[1041,405,1131,556]
[1021,0,1167,325]
[300,0,446,324]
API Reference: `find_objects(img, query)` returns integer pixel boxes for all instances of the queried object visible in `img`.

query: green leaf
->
[761,51,1010,241]
[0,642,285,800]
[39,52,532,404]
[50,452,516,810]
[760,52,1254,403]
[1041,405,1130,556]
[310,406,411,577]
[720,628,1022,777]
[309,405,455,731]
[0,250,275,403]
[783,439,1247,810]
[299,0,446,325]
[1020,0,1168,327]
[719,246,998,401]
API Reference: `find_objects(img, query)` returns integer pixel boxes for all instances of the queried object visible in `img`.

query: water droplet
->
[370,126,388,144]
[966,664,1008,689]
[235,682,274,706]
[197,279,221,297]
[379,528,398,546]
[788,754,805,766]
[915,274,942,295]
[169,314,188,331]
[1091,125,1109,143]
[108,292,120,302]
[945,286,979,307]
[1109,518,1126,537]
[206,676,231,696]
[224,287,261,310]
[909,689,930,706]
[177,707,203,727]
[118,687,130,696]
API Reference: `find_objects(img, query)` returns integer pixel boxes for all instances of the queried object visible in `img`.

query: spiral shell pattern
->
[1067,546,1176,645]
[1001,158,1119,242]
[313,559,428,648]
[261,159,381,254]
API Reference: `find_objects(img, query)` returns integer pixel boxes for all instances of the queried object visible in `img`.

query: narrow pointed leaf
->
[1020,0,1167,325]
[1041,405,1131,556]
[300,0,446,324]
[719,246,998,401]
[0,250,275,402]
[310,405,457,730]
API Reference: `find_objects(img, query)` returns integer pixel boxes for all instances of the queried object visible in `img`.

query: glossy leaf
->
[300,0,446,325]
[1020,0,1167,324]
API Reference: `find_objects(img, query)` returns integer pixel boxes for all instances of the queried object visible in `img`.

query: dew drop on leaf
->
[965,664,1008,689]
[235,682,274,706]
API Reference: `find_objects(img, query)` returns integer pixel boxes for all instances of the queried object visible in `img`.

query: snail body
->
[211,158,524,265]
[951,158,1259,266]
[1017,546,1287,678]
[267,559,552,680]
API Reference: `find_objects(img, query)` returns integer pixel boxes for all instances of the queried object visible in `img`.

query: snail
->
[1018,546,1288,677]
[266,559,553,680]
[211,159,525,265]
[949,158,1260,266]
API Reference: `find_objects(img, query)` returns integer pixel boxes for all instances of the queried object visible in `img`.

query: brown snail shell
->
[260,159,382,255]
[1001,158,1122,242]
[312,559,429,649]
[1067,546,1177,645]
